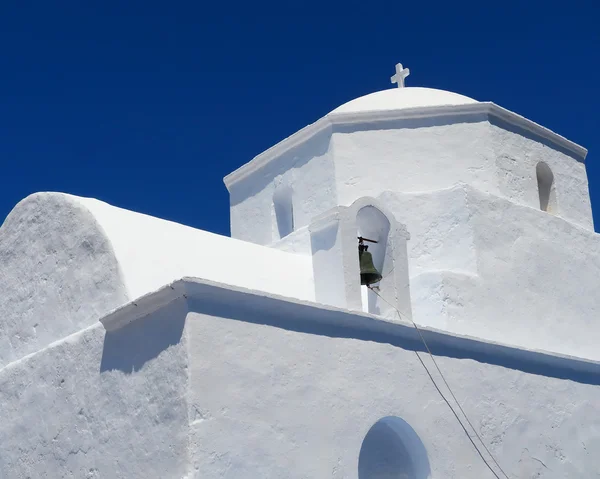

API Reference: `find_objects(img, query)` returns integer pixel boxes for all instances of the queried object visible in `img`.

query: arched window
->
[273,185,294,239]
[536,162,556,213]
[358,416,430,479]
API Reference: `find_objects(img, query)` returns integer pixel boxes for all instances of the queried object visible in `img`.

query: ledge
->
[223,102,588,190]
[99,276,600,385]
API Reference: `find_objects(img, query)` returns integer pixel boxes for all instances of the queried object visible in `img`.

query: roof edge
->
[99,276,600,382]
[223,102,588,190]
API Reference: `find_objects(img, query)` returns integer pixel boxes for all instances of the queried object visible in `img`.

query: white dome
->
[330,87,477,115]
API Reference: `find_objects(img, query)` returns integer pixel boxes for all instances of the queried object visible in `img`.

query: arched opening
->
[536,162,556,213]
[356,206,390,315]
[358,416,430,479]
[273,185,294,239]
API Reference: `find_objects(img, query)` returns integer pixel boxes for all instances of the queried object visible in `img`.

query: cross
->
[390,63,410,88]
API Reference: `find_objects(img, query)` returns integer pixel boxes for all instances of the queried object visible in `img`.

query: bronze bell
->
[359,244,382,286]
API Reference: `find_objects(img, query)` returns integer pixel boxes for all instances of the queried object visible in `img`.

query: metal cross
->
[390,63,410,88]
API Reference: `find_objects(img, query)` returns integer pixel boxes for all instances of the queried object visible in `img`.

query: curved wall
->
[77,196,315,303]
[0,192,315,369]
[0,193,128,367]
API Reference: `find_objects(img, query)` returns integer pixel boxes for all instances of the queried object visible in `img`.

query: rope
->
[367,285,510,479]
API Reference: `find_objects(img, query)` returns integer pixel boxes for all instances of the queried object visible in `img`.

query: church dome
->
[330,87,478,115]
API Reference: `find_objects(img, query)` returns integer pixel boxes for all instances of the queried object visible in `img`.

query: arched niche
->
[358,416,430,479]
[356,206,390,315]
[308,197,411,317]
[273,185,294,239]
[536,162,556,214]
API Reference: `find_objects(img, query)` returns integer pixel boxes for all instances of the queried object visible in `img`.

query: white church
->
[1,63,598,478]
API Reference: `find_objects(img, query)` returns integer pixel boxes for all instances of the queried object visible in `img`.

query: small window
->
[536,162,556,213]
[274,185,294,238]
[358,416,430,479]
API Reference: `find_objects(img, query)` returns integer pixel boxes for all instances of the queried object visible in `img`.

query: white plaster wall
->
[0,299,190,479]
[78,196,315,302]
[465,187,600,359]
[185,309,600,478]
[0,192,314,370]
[331,119,592,235]
[237,118,591,237]
[398,186,600,360]
[271,226,312,255]
[0,193,128,368]
[227,129,338,246]
[380,185,477,278]
[275,186,478,277]
[332,120,495,207]
[309,209,362,311]
[2,283,598,478]
[489,120,593,231]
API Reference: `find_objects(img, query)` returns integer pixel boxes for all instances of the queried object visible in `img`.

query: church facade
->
[1,65,598,478]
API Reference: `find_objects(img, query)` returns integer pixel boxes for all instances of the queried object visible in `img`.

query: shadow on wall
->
[536,161,556,213]
[228,128,332,206]
[274,184,294,239]
[185,281,600,386]
[100,299,187,374]
[358,416,430,479]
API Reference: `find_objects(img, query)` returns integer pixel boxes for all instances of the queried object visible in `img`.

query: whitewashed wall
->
[0,193,128,368]
[183,296,600,479]
[227,128,338,246]
[78,195,315,302]
[382,185,600,360]
[226,113,592,252]
[0,192,315,369]
[0,299,190,479]
[331,118,592,231]
[3,289,597,479]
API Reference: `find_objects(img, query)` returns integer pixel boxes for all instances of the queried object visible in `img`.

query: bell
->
[359,247,382,286]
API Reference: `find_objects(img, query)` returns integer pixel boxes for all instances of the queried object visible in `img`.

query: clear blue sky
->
[1,1,598,235]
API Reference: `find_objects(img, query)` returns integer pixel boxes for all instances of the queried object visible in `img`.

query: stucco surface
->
[0,192,315,369]
[0,298,190,479]
[185,306,600,478]
[382,185,600,360]
[1,278,599,478]
[0,193,128,368]
[332,119,591,230]
[227,128,337,246]
[488,120,593,230]
[77,196,315,302]
[227,113,591,253]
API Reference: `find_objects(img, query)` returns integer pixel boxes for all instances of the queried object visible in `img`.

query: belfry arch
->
[356,206,391,315]
[309,197,411,319]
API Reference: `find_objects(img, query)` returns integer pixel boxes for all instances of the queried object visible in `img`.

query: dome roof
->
[330,87,478,115]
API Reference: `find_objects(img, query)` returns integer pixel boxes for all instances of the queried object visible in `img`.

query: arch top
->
[536,161,556,214]
[348,197,410,241]
[0,192,128,367]
[273,184,295,239]
[358,416,431,479]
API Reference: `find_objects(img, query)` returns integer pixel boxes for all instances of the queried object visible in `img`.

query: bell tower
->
[224,62,592,333]
[308,197,411,318]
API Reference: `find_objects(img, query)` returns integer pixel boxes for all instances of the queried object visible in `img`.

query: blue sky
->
[1,1,598,235]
